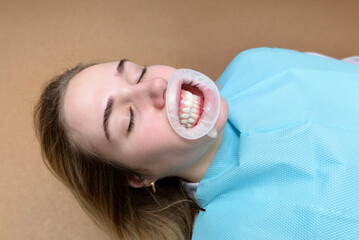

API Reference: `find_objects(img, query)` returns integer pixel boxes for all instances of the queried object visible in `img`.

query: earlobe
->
[128,175,154,188]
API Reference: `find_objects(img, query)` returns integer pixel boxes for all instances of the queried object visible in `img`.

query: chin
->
[215,96,229,134]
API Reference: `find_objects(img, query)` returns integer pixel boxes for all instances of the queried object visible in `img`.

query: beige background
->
[1,0,358,239]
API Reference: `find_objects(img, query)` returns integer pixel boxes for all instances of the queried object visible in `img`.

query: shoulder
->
[217,47,359,98]
[217,48,302,97]
[219,47,304,80]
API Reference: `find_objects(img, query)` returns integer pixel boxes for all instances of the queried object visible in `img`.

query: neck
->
[176,131,223,183]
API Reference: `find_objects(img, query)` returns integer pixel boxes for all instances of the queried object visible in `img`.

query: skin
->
[63,61,228,187]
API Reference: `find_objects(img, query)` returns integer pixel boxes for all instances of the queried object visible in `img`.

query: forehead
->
[62,62,118,144]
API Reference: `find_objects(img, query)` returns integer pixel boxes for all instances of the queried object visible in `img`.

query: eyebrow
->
[117,59,128,74]
[103,97,114,142]
[103,59,128,142]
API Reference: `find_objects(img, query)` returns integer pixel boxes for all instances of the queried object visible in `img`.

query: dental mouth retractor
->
[166,69,221,140]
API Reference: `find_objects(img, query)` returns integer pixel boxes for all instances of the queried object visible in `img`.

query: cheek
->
[136,121,187,157]
[139,109,179,143]
[136,121,171,151]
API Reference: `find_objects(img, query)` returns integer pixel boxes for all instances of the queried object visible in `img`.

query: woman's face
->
[63,60,228,183]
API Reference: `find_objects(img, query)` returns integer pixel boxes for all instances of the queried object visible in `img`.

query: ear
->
[127,175,155,188]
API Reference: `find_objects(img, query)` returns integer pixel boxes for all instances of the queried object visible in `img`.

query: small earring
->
[150,182,156,193]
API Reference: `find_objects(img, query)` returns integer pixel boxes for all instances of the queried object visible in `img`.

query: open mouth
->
[178,83,204,128]
[166,68,221,140]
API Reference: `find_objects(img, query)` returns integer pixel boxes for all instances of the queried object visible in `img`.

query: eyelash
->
[128,66,147,133]
[137,66,147,84]
[128,105,134,134]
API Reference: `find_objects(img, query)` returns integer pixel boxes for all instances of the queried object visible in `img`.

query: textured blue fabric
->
[192,48,359,240]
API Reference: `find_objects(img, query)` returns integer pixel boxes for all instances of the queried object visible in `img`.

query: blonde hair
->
[33,63,197,239]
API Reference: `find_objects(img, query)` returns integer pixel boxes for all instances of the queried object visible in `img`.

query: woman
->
[34,48,359,239]
[33,58,227,240]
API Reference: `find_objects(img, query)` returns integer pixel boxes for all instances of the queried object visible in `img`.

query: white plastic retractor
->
[166,69,221,140]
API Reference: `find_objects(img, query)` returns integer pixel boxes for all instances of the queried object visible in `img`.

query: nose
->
[135,77,167,109]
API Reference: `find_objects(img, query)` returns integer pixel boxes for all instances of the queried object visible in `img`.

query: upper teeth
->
[179,90,202,128]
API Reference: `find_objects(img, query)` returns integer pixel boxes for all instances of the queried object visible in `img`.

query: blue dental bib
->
[192,48,359,239]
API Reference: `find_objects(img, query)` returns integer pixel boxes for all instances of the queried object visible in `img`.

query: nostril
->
[163,88,167,102]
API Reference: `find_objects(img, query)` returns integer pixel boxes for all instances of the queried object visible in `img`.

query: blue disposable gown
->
[192,48,359,239]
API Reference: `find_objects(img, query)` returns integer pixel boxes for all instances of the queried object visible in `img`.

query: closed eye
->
[128,105,135,134]
[137,66,147,84]
[128,66,147,134]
